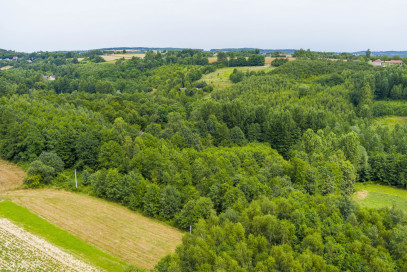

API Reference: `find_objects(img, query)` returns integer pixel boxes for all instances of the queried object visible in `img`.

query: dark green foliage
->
[25,160,55,186]
[38,152,64,173]
[229,69,244,83]
[247,54,265,66]
[271,57,288,67]
[157,194,407,272]
[160,186,181,219]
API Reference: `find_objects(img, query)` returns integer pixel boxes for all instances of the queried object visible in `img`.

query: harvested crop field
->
[0,218,97,272]
[102,54,145,62]
[5,189,184,269]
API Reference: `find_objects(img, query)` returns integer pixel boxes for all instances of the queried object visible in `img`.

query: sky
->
[1,0,407,52]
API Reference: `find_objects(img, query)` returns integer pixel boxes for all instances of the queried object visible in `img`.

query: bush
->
[38,152,64,173]
[271,58,289,67]
[27,160,55,184]
[230,69,245,83]
[23,174,42,188]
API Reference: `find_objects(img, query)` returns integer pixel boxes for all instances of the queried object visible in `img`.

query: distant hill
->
[46,47,407,57]
[209,48,297,54]
[352,51,407,57]
[98,47,203,52]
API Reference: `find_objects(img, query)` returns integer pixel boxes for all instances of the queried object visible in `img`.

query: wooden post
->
[189,225,191,234]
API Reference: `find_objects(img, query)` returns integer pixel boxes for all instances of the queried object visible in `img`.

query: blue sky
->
[1,0,406,52]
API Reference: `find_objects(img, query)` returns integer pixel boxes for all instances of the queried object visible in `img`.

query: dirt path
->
[0,159,25,193]
[0,218,98,272]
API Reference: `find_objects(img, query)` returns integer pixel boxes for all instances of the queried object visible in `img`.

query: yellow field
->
[0,160,183,270]
[0,65,13,70]
[202,66,272,90]
[102,54,145,62]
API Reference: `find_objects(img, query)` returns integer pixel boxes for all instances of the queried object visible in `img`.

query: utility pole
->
[189,225,192,235]
[74,169,77,188]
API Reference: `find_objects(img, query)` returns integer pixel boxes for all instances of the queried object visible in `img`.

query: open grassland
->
[3,189,183,269]
[354,183,407,212]
[202,66,271,90]
[375,116,407,129]
[0,201,126,271]
[102,54,145,62]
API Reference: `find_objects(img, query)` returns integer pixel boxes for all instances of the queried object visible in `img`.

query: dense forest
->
[1,48,407,271]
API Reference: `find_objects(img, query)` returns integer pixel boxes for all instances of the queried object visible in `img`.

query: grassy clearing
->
[375,116,407,129]
[0,200,127,271]
[202,66,271,90]
[354,183,407,212]
[4,189,184,269]
[207,57,296,64]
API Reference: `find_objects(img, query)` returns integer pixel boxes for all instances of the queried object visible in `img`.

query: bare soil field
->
[0,218,98,272]
[4,189,183,269]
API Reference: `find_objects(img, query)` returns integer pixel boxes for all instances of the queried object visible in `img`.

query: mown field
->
[202,66,272,90]
[0,160,184,270]
[354,183,407,212]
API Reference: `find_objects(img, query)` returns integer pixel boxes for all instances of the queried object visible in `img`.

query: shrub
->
[38,152,64,173]
[23,174,42,188]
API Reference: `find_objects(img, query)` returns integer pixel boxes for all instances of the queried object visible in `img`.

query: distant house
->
[43,75,56,80]
[372,59,382,66]
[27,59,32,63]
[4,58,9,61]
[389,60,403,66]
[12,56,18,60]
[286,54,293,58]
[178,87,187,91]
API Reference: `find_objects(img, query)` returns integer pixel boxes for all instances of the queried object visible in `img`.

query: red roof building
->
[389,60,403,65]
[372,59,382,66]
